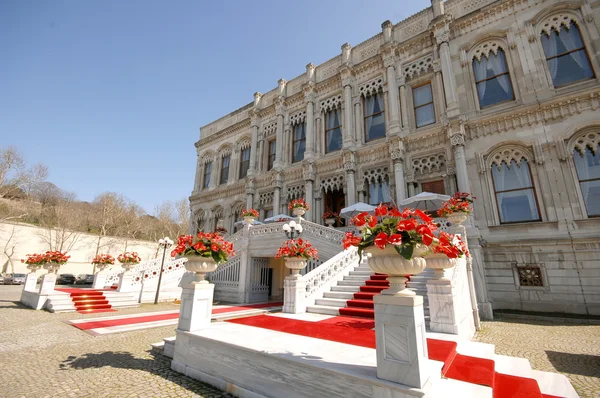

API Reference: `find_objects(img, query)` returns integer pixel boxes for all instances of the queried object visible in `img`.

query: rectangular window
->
[239,147,250,178]
[421,180,445,195]
[265,209,274,219]
[203,161,212,189]
[292,123,306,163]
[516,266,544,287]
[368,179,391,205]
[473,49,514,108]
[491,159,541,223]
[413,83,435,128]
[220,155,230,185]
[267,140,276,171]
[364,93,386,142]
[325,108,342,153]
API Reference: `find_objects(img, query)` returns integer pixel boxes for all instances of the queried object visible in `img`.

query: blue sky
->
[1,0,429,214]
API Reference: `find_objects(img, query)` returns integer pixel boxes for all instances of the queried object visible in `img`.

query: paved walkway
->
[1,285,598,397]
[474,315,600,398]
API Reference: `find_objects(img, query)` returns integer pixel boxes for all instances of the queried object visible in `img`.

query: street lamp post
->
[282,220,303,240]
[154,237,174,305]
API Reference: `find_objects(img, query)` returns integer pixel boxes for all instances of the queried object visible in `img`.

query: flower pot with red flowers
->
[437,192,475,225]
[21,253,47,273]
[117,252,141,272]
[241,208,259,224]
[91,254,115,272]
[43,251,71,274]
[171,232,235,283]
[342,205,441,296]
[289,198,309,217]
[322,210,338,228]
[424,231,469,283]
[276,238,318,277]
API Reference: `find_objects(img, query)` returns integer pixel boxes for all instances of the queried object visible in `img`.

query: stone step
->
[331,285,360,293]
[306,304,340,316]
[428,376,492,397]
[343,275,371,282]
[353,267,372,272]
[494,354,532,379]
[336,280,365,287]
[456,341,496,361]
[323,291,354,300]
[314,298,347,308]
[348,271,372,276]
[530,369,579,398]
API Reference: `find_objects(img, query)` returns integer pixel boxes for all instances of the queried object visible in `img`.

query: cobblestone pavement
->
[0,286,231,398]
[2,286,599,397]
[474,315,600,398]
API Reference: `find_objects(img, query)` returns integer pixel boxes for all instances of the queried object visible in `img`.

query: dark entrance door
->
[323,188,346,227]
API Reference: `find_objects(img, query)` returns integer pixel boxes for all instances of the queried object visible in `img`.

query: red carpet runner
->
[55,288,115,314]
[338,274,410,319]
[227,314,560,398]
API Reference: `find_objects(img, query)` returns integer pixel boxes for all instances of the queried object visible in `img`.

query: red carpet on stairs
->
[55,288,115,314]
[338,273,411,319]
[227,314,558,398]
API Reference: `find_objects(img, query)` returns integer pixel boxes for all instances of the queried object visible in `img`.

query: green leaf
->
[398,244,414,260]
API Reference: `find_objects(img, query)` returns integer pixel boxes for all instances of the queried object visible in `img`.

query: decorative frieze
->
[570,130,600,156]
[489,146,532,168]
[319,94,343,113]
[258,191,274,206]
[193,183,245,203]
[471,41,504,61]
[319,174,345,193]
[538,13,578,36]
[358,76,384,97]
[285,184,305,200]
[290,110,307,126]
[363,166,390,184]
[262,121,277,138]
[412,153,447,176]
[405,130,445,152]
[403,54,434,80]
[450,0,529,38]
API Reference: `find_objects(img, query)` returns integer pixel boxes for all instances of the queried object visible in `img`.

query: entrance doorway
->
[421,179,445,194]
[323,188,346,227]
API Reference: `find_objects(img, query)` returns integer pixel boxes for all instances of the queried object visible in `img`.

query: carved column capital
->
[274,96,286,115]
[342,150,357,172]
[302,161,316,182]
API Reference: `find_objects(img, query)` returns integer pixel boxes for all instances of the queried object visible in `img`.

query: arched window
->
[540,20,594,87]
[472,47,514,108]
[490,154,540,223]
[572,134,600,217]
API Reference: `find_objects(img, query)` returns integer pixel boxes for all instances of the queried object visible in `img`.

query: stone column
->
[384,55,401,136]
[451,132,470,193]
[24,272,37,292]
[38,273,57,295]
[283,272,306,314]
[177,281,215,332]
[342,76,354,145]
[353,99,363,143]
[228,148,239,184]
[193,151,202,192]
[392,160,406,202]
[437,32,459,115]
[433,60,446,116]
[273,172,282,214]
[374,294,435,389]
[210,156,219,188]
[398,76,409,133]
[305,181,314,222]
[314,115,322,155]
[357,181,365,203]
[305,98,315,158]
[407,174,416,197]
[343,151,357,205]
[249,115,260,175]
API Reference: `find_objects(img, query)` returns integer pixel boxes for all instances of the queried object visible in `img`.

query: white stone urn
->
[26,264,42,273]
[424,253,460,283]
[243,216,256,224]
[324,218,335,228]
[185,255,219,283]
[43,263,60,274]
[292,208,306,217]
[447,212,468,225]
[284,257,307,277]
[120,262,137,272]
[365,245,427,296]
[94,263,110,272]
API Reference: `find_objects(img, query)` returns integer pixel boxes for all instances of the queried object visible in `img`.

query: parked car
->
[57,274,76,285]
[4,273,27,285]
[75,274,94,285]
[0,274,4,284]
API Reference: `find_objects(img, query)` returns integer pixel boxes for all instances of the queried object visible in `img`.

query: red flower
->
[387,234,402,245]
[374,232,388,249]
[375,204,388,217]
[396,219,417,231]
[416,224,434,246]
[414,209,433,223]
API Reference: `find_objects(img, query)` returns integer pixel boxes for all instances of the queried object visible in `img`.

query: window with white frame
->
[220,155,230,185]
[203,161,212,189]
[325,108,342,153]
[540,20,594,87]
[267,140,276,171]
[413,83,435,128]
[473,48,514,108]
[364,92,386,142]
[490,157,541,223]
[292,122,306,163]
[572,138,600,217]
[367,176,391,205]
[239,147,250,178]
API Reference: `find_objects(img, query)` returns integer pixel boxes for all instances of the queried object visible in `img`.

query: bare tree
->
[2,225,19,274]
[37,190,83,252]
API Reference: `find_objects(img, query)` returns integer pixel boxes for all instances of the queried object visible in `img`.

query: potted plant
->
[437,192,475,225]
[91,254,115,272]
[171,232,235,283]
[424,231,469,282]
[288,198,309,217]
[117,252,141,272]
[342,204,439,296]
[241,208,259,224]
[276,238,318,277]
[43,251,71,274]
[21,253,47,273]
[322,210,339,227]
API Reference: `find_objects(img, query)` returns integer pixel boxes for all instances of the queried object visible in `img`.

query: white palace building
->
[189,0,600,319]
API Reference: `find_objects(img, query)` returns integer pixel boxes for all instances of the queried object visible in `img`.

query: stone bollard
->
[92,271,108,290]
[177,281,215,332]
[23,273,38,292]
[283,275,306,314]
[38,273,57,295]
[117,271,135,292]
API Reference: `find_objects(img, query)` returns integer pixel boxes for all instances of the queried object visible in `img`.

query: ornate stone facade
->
[190,0,600,317]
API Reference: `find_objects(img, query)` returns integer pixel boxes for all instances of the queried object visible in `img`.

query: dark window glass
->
[364,93,385,142]
[239,147,250,178]
[325,108,342,153]
[203,161,212,189]
[292,123,306,163]
[573,144,600,216]
[413,83,435,127]
[491,158,540,223]
[473,49,514,108]
[220,155,230,185]
[268,141,276,170]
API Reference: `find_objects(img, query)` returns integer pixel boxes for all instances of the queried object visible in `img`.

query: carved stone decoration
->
[405,172,415,183]
[263,121,277,138]
[539,14,577,36]
[320,174,345,193]
[194,209,205,233]
[363,166,390,184]
[272,172,283,189]
[258,191,274,205]
[341,43,352,65]
[403,54,434,80]
[358,76,384,97]
[472,41,505,61]
[286,184,305,200]
[488,146,532,169]
[412,153,446,176]
[342,150,357,171]
[274,96,286,115]
[238,138,251,151]
[250,108,261,127]
[245,177,256,195]
[201,151,215,164]
[533,141,545,165]
[319,94,343,113]
[389,139,405,161]
[570,130,600,157]
[302,161,316,182]
[218,146,232,158]
[446,165,456,176]
[435,31,450,45]
[555,138,569,162]
[476,153,487,174]
[290,110,307,126]
[450,133,465,147]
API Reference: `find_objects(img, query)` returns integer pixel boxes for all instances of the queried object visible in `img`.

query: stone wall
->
[0,222,160,276]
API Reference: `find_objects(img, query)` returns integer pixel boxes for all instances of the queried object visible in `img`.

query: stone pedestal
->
[24,273,37,292]
[117,271,135,292]
[38,273,57,295]
[177,282,215,332]
[283,275,306,314]
[374,294,434,389]
[426,279,461,335]
[92,271,108,289]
